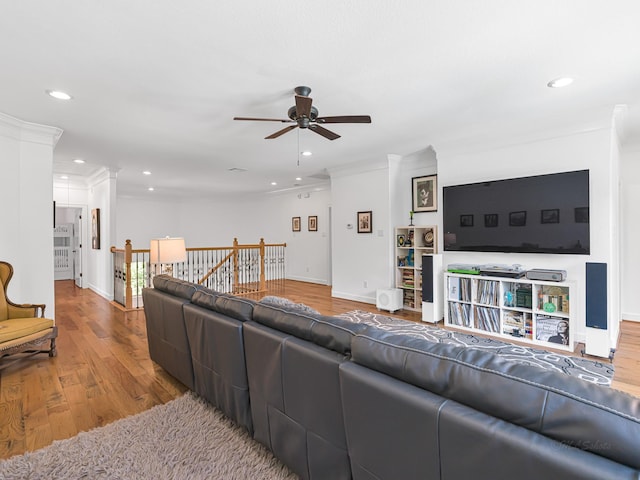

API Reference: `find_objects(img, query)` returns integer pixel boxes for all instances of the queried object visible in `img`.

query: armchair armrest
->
[7,303,46,318]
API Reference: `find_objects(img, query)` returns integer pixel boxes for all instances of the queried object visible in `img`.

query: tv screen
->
[443,170,590,254]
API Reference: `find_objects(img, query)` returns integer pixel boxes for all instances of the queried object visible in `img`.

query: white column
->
[0,112,63,319]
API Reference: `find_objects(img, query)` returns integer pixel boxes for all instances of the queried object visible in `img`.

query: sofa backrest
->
[252,302,369,355]
[349,329,640,470]
[191,288,255,322]
[152,274,203,299]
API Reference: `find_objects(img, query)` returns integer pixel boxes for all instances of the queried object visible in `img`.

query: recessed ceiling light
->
[547,77,574,88]
[271,182,277,186]
[60,175,69,180]
[73,159,85,164]
[143,170,151,175]
[148,187,154,191]
[46,90,73,100]
[296,177,302,181]
[301,151,312,156]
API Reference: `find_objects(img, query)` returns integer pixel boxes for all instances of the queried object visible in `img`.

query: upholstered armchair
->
[0,261,57,370]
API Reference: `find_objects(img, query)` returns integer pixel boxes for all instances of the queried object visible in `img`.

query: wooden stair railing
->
[111,238,286,309]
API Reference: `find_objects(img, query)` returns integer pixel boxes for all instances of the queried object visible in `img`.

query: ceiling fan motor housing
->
[288,105,319,127]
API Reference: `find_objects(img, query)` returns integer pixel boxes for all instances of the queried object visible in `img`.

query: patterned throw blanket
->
[337,310,614,387]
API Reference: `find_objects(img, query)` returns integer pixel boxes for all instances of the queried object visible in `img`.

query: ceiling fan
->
[233,86,371,140]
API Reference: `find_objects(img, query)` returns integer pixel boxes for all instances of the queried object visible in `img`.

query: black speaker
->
[422,255,434,303]
[586,262,607,329]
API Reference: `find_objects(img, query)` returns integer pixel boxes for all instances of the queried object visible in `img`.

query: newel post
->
[259,237,266,292]
[233,237,239,292]
[124,239,133,310]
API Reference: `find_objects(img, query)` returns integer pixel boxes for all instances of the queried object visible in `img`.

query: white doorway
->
[54,205,86,287]
[53,223,73,280]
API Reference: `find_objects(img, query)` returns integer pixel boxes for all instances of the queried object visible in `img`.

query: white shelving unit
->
[444,272,575,351]
[395,225,437,311]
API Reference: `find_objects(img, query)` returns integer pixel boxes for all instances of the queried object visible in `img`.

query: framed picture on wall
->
[91,208,101,249]
[357,211,372,233]
[412,175,437,212]
[292,216,301,232]
[308,215,318,231]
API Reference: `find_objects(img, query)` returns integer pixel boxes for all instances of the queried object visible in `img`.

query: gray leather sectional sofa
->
[142,276,640,480]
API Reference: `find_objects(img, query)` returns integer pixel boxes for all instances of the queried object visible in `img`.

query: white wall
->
[437,127,616,347]
[116,187,332,285]
[0,112,62,318]
[87,169,117,299]
[53,182,90,288]
[621,145,640,321]
[331,160,391,303]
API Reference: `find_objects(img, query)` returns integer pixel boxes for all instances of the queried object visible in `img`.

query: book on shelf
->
[475,306,500,333]
[502,310,532,339]
[448,276,460,300]
[476,279,499,306]
[535,315,570,345]
[448,302,471,328]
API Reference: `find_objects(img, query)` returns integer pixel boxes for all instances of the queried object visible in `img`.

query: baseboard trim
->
[331,290,375,305]
[286,275,328,285]
[622,313,640,322]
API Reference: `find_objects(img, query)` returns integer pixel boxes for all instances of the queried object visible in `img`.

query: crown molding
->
[0,111,63,147]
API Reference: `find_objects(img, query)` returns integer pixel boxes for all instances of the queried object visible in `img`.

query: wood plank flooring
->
[1,279,639,460]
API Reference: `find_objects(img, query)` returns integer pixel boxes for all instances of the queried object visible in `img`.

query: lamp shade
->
[150,237,187,264]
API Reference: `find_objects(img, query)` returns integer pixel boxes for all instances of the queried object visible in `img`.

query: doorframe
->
[57,204,89,288]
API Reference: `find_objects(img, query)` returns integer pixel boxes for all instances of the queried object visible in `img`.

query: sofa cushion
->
[152,275,202,300]
[350,330,640,470]
[190,288,255,322]
[0,317,54,343]
[252,303,368,355]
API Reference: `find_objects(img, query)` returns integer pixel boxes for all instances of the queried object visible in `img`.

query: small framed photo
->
[91,208,101,249]
[357,211,373,233]
[484,213,498,228]
[509,211,527,227]
[308,215,318,231]
[460,214,474,227]
[397,234,406,247]
[292,216,301,232]
[412,175,437,212]
[541,209,560,224]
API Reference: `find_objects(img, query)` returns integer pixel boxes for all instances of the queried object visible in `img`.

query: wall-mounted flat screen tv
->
[443,170,590,254]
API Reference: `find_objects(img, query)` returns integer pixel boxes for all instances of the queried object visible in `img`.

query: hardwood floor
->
[1,279,639,460]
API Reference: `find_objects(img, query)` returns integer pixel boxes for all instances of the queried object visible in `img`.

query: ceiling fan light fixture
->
[547,77,574,88]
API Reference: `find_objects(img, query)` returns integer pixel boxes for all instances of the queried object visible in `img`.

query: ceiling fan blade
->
[234,117,293,122]
[265,125,298,139]
[309,124,340,140]
[295,95,313,119]
[315,115,372,124]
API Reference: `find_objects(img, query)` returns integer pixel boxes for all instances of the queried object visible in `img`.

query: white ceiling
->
[2,1,639,199]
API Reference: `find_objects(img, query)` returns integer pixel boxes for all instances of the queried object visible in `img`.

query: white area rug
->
[0,392,297,479]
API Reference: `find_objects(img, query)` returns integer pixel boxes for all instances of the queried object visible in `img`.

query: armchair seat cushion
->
[0,318,54,343]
